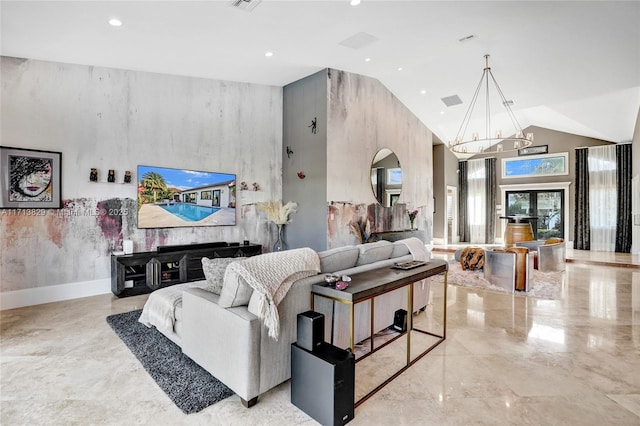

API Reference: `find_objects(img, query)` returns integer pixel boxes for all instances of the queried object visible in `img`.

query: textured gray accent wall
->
[282,70,328,252]
[326,69,433,248]
[0,56,282,292]
[282,68,434,250]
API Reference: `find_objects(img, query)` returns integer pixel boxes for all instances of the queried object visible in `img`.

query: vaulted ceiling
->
[2,1,639,145]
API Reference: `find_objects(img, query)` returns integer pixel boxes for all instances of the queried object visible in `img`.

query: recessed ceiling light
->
[265,51,274,57]
[397,67,403,71]
[108,18,123,27]
[420,90,427,95]
[350,0,361,6]
[364,57,371,62]
[440,111,445,115]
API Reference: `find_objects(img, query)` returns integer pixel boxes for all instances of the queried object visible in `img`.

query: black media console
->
[110,241,262,297]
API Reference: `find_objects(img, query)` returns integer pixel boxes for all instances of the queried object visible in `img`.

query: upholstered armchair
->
[483,247,535,292]
[516,238,566,273]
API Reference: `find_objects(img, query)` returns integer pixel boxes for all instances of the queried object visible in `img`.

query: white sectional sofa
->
[139,238,430,407]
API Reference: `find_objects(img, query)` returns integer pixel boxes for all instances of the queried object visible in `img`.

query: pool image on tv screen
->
[137,165,236,229]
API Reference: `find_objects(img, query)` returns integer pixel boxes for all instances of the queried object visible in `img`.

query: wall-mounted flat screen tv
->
[137,165,236,229]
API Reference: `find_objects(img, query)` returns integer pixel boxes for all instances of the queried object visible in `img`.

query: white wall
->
[0,56,282,308]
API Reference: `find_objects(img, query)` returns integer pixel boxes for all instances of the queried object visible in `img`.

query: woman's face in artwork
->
[17,162,52,197]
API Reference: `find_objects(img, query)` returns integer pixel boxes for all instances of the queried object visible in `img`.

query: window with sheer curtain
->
[588,145,617,252]
[467,159,486,243]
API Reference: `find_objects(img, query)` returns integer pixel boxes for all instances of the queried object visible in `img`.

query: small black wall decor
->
[309,117,317,134]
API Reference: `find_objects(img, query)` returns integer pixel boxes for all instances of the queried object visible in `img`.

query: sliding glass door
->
[506,190,564,240]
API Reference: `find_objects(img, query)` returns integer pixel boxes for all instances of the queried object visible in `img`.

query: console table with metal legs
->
[311,259,448,407]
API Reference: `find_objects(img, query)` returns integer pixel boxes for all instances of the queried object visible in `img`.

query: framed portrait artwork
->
[0,146,62,209]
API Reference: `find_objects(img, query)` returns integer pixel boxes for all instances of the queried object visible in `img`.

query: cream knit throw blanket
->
[224,247,320,340]
[400,237,431,263]
[400,237,432,306]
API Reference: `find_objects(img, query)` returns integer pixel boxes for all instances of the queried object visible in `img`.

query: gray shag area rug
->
[106,309,234,414]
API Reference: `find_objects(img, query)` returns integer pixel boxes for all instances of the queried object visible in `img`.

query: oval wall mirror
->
[370,148,402,207]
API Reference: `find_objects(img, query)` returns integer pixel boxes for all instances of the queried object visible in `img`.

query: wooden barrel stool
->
[504,223,534,247]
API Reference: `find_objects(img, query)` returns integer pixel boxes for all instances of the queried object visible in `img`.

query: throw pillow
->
[390,241,411,258]
[201,257,237,294]
[218,265,254,308]
[319,246,360,273]
[355,240,394,266]
[545,237,564,245]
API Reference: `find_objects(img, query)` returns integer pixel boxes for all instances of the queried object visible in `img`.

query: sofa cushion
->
[218,272,254,308]
[355,240,394,266]
[390,241,411,258]
[201,257,237,294]
[319,246,360,273]
[545,237,564,245]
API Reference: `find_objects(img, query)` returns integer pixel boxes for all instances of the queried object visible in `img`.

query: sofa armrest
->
[181,287,261,402]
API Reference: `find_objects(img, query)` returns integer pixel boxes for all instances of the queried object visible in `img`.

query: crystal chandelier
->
[448,55,533,156]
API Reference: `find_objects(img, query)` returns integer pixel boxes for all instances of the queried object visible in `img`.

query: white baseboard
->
[1,278,111,311]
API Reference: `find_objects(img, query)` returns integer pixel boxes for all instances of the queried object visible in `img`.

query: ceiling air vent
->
[339,32,379,50]
[441,95,463,107]
[230,0,262,12]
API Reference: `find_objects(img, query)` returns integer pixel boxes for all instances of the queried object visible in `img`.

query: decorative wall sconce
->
[286,146,294,158]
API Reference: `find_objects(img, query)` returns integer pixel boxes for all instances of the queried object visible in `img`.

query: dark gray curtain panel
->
[458,161,469,242]
[574,148,590,250]
[485,157,496,244]
[615,144,632,253]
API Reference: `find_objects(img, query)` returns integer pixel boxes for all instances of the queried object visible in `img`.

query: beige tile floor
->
[1,253,639,425]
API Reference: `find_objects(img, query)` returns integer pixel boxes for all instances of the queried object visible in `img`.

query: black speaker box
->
[291,342,355,425]
[393,309,407,332]
[297,310,325,352]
